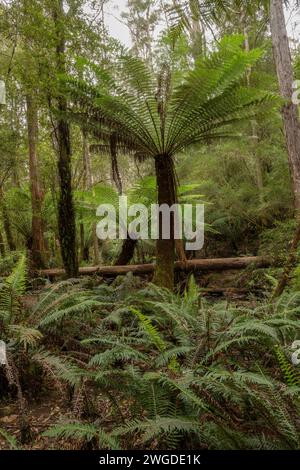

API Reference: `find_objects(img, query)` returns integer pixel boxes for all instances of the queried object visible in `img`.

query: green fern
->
[275,345,300,388]
[0,428,19,450]
[0,253,27,324]
[44,422,120,450]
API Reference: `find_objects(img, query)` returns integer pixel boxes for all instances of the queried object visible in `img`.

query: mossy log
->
[38,256,273,279]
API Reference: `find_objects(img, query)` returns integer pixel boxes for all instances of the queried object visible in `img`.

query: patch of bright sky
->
[104,0,300,49]
[104,0,132,47]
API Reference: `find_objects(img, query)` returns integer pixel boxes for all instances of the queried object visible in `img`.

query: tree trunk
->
[110,132,123,195]
[82,129,93,189]
[241,11,265,223]
[53,0,78,278]
[115,238,137,266]
[0,230,5,257]
[271,223,300,300]
[270,0,300,210]
[81,130,99,264]
[0,187,16,252]
[188,0,206,58]
[26,94,44,269]
[110,132,138,266]
[153,154,176,290]
[80,223,89,262]
[93,223,100,265]
[270,0,300,297]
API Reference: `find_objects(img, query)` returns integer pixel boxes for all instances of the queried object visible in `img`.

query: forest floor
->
[0,395,67,449]
[0,269,271,450]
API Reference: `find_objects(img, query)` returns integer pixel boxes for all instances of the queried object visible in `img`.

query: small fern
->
[275,345,300,387]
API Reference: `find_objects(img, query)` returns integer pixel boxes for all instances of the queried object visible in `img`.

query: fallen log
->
[38,256,273,279]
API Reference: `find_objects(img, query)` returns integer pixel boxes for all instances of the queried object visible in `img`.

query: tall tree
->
[270,0,300,211]
[270,0,300,298]
[53,0,78,278]
[121,0,160,65]
[26,94,45,268]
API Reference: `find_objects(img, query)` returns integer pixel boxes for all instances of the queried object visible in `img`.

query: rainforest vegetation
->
[1,0,300,452]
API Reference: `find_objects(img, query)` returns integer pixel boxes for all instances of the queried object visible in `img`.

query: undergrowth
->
[1,258,300,449]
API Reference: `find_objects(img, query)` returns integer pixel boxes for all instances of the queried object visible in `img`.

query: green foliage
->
[44,422,120,450]
[0,428,18,450]
[0,253,27,324]
[275,345,300,388]
[67,35,274,163]
[38,279,300,450]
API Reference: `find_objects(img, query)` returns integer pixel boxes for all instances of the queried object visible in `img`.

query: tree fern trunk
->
[53,0,78,278]
[153,154,176,290]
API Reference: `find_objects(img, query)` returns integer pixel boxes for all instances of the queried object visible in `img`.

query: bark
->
[0,230,5,257]
[26,94,45,268]
[82,130,99,264]
[110,132,138,266]
[93,223,100,265]
[115,238,137,266]
[271,222,300,300]
[270,0,300,210]
[188,0,206,58]
[241,13,265,221]
[53,0,78,278]
[82,129,93,189]
[38,256,273,279]
[270,0,300,296]
[110,132,123,195]
[153,154,177,290]
[80,223,89,262]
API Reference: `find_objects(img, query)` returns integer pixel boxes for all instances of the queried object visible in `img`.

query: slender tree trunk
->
[272,223,300,299]
[93,222,100,265]
[0,230,5,257]
[82,129,99,265]
[0,187,16,251]
[241,13,265,222]
[110,133,123,195]
[115,238,137,266]
[80,223,85,261]
[153,155,176,290]
[270,0,300,210]
[26,94,44,268]
[188,0,206,58]
[270,0,300,298]
[53,0,78,278]
[83,129,92,189]
[110,133,138,266]
[80,130,92,263]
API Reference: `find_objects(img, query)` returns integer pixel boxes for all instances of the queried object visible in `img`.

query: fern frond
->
[0,428,18,450]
